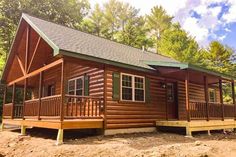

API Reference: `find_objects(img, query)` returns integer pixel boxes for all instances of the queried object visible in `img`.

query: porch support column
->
[232,80,235,120]
[204,75,209,121]
[22,78,27,119]
[60,59,65,121]
[37,72,43,120]
[219,79,224,121]
[185,70,190,122]
[165,79,168,120]
[11,83,16,119]
[2,85,7,117]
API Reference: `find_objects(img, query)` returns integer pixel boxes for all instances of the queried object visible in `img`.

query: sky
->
[91,0,236,49]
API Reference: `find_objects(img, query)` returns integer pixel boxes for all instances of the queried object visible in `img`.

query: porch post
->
[204,75,209,121]
[185,70,190,122]
[37,72,43,120]
[165,79,168,120]
[60,59,65,121]
[22,78,27,119]
[232,80,235,120]
[219,79,224,121]
[11,83,16,119]
[2,85,7,118]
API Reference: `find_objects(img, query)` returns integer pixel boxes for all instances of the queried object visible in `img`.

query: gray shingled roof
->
[23,14,179,70]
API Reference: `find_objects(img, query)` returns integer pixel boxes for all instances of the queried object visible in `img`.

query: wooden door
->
[166,82,178,119]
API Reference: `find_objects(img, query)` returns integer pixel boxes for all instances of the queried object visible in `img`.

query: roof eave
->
[143,61,236,80]
[60,50,155,73]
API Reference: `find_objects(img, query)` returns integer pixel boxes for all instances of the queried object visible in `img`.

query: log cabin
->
[0,14,236,144]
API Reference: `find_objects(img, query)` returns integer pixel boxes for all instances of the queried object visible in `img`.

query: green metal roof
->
[143,61,236,80]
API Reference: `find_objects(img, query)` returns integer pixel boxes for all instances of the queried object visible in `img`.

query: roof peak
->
[22,13,173,60]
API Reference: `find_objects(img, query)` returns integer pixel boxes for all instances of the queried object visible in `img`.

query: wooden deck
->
[2,118,104,130]
[156,119,236,136]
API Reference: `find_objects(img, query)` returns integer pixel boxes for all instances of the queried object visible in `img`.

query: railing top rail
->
[4,103,13,106]
[65,94,103,100]
[41,94,61,100]
[190,100,206,103]
[25,98,39,103]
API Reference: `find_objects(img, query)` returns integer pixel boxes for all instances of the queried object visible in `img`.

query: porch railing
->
[190,101,235,120]
[65,94,103,118]
[2,103,13,117]
[2,94,103,120]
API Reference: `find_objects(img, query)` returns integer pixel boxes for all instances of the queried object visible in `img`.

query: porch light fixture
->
[161,82,166,89]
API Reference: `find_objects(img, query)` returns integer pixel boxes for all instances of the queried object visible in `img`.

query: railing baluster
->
[88,99,90,117]
[92,100,94,116]
[83,98,86,117]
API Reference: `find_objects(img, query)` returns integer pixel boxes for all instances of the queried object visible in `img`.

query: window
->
[166,83,174,102]
[121,73,145,102]
[209,88,216,102]
[48,85,55,96]
[68,77,84,96]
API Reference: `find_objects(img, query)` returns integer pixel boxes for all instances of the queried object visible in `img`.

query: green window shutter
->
[112,72,120,100]
[84,75,89,96]
[145,77,151,103]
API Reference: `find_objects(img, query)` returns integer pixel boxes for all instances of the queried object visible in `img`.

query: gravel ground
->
[0,127,236,157]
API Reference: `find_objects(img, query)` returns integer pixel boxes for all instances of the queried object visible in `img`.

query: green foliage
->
[146,6,173,52]
[0,0,90,54]
[202,41,235,75]
[157,23,204,65]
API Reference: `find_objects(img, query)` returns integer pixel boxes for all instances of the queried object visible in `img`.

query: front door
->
[166,82,178,119]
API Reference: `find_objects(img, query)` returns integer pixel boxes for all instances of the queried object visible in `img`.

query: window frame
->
[68,76,84,96]
[208,88,216,102]
[120,73,145,102]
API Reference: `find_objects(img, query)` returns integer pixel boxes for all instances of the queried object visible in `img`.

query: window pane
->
[76,90,83,96]
[122,75,132,87]
[135,89,144,101]
[76,78,83,89]
[69,91,74,95]
[69,80,75,91]
[122,87,132,100]
[135,77,143,89]
[167,84,174,102]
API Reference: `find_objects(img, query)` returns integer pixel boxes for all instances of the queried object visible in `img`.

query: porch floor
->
[2,118,104,130]
[156,119,236,136]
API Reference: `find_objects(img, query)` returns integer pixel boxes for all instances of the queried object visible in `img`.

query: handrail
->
[65,94,103,99]
[25,98,39,103]
[41,94,61,100]
[4,103,13,106]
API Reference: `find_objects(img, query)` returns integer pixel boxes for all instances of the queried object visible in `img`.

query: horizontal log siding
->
[177,81,187,120]
[64,58,104,98]
[105,67,167,129]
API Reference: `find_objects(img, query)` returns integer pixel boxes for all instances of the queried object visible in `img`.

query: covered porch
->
[146,61,236,135]
[1,58,104,144]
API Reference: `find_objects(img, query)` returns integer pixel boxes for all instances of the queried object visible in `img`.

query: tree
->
[146,6,173,52]
[102,0,121,40]
[0,0,90,56]
[89,3,104,36]
[157,23,203,65]
[115,17,153,50]
[202,41,235,75]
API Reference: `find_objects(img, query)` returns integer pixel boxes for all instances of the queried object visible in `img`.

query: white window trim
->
[68,76,84,96]
[120,73,145,102]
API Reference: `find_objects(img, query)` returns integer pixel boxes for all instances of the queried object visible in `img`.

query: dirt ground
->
[1,127,236,157]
